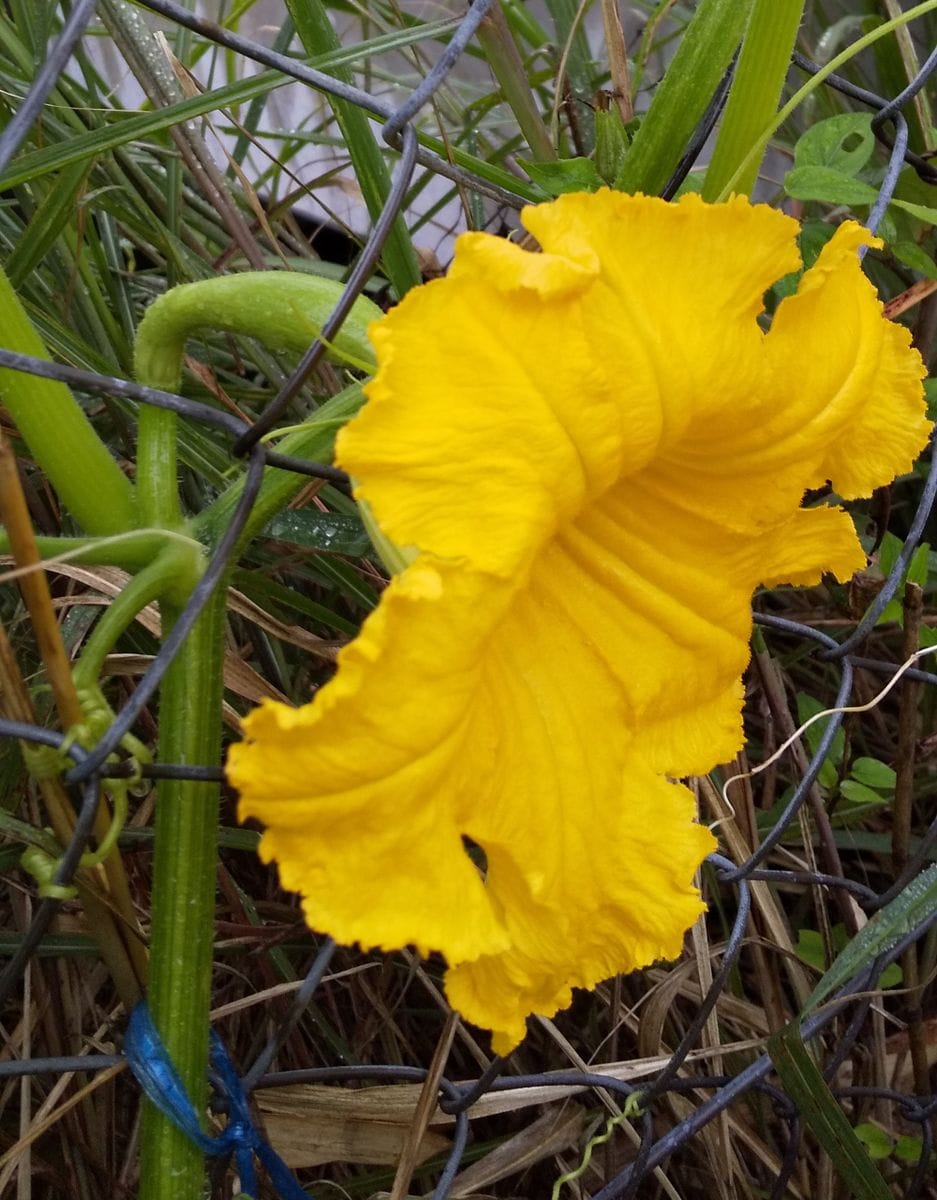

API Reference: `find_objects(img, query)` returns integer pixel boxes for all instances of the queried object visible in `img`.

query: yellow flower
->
[228,191,929,1054]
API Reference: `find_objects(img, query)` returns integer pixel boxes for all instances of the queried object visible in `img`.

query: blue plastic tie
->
[124,1001,310,1200]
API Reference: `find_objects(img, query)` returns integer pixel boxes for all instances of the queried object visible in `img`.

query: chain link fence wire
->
[0,3,936,1197]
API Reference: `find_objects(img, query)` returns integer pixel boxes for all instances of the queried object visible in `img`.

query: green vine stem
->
[0,530,191,575]
[702,0,807,201]
[0,265,137,536]
[134,272,380,393]
[138,590,226,1200]
[134,272,379,1200]
[133,271,379,532]
[72,541,204,695]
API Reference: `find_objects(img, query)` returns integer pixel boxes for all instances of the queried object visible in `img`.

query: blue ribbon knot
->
[124,1001,309,1200]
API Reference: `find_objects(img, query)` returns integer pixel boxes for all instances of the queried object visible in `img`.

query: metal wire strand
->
[0,0,99,176]
[661,54,736,200]
[0,348,350,485]
[65,447,267,783]
[641,855,752,1102]
[828,443,937,658]
[240,937,337,1093]
[0,725,101,1008]
[0,1053,123,1077]
[718,658,855,879]
[792,51,937,186]
[233,123,419,453]
[381,0,498,145]
[743,869,878,905]
[130,0,527,208]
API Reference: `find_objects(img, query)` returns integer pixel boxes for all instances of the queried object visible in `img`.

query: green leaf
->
[850,758,897,790]
[876,542,929,626]
[796,927,901,988]
[854,1123,894,1161]
[310,555,379,610]
[877,530,902,576]
[519,156,603,196]
[702,0,807,201]
[839,779,889,809]
[891,198,937,228]
[0,930,98,958]
[793,112,876,174]
[801,864,937,1017]
[795,928,826,972]
[891,240,937,278]
[262,511,371,558]
[594,108,630,185]
[784,165,880,207]
[796,691,844,788]
[894,1136,926,1164]
[769,1026,892,1200]
[5,162,90,288]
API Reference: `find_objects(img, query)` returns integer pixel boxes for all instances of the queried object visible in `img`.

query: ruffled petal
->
[525,191,802,451]
[461,583,713,1052]
[764,222,930,499]
[450,230,598,296]
[228,559,512,963]
[230,547,716,1051]
[340,240,631,579]
[520,488,869,779]
[447,764,713,1055]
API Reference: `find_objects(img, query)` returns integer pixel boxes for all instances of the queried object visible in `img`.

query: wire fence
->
[0,3,936,1198]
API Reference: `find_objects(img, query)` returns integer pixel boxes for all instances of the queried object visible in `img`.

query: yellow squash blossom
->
[228,191,929,1054]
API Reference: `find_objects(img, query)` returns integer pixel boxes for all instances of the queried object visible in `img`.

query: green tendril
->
[21,742,72,781]
[551,1093,646,1200]
[20,844,79,901]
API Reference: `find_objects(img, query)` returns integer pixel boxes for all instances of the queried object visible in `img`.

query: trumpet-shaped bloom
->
[228,191,929,1053]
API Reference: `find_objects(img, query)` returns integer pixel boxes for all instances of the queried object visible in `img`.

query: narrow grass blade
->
[702,0,806,200]
[285,0,421,298]
[768,1025,892,1200]
[800,864,937,1017]
[615,0,755,196]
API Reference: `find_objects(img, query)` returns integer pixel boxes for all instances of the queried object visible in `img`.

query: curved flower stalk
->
[229,191,930,1054]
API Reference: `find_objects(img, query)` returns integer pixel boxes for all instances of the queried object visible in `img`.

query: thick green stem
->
[132,270,379,1199]
[285,0,422,299]
[134,273,380,395]
[702,0,806,200]
[0,266,137,535]
[138,586,225,1200]
[614,0,755,196]
[136,407,183,531]
[133,272,379,532]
